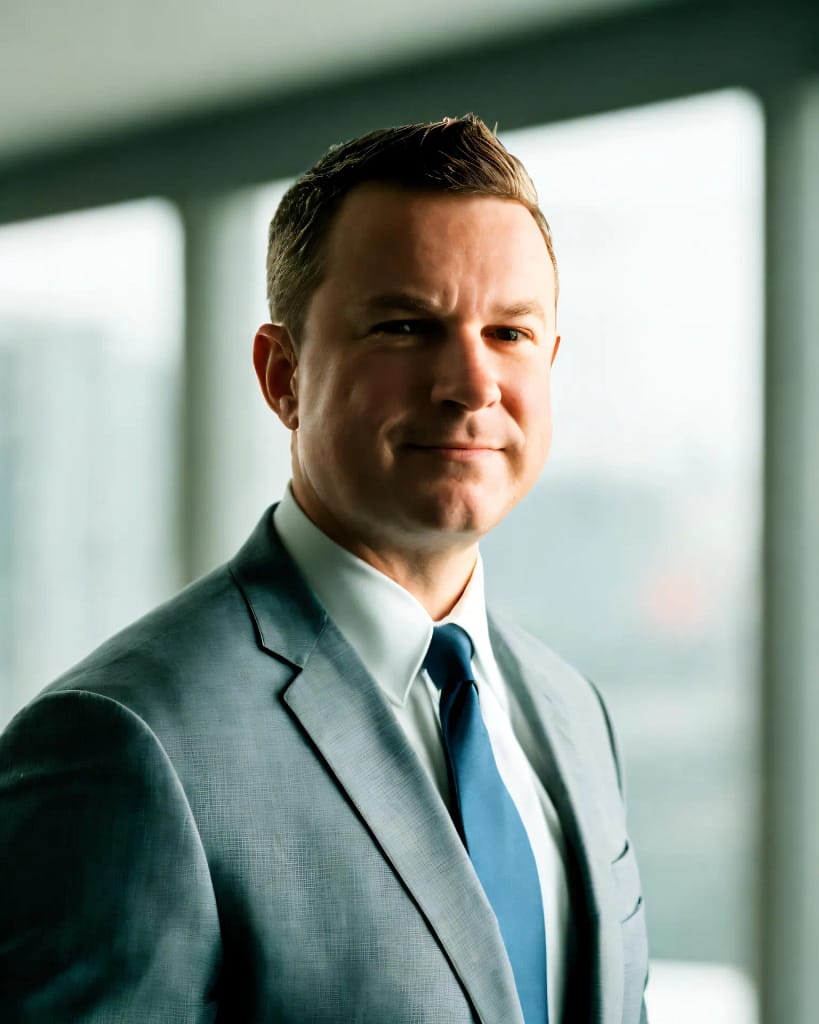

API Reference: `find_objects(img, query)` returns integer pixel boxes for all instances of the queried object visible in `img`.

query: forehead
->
[319,183,554,302]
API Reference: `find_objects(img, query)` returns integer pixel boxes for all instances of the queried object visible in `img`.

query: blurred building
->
[0,313,180,720]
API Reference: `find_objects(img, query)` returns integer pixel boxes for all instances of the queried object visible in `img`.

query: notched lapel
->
[488,614,626,1024]
[231,508,524,1024]
[283,623,524,1024]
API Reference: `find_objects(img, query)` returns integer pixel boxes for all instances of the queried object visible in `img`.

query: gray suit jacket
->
[0,506,649,1023]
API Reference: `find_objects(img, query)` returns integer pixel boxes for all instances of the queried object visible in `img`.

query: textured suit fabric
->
[0,506,649,1023]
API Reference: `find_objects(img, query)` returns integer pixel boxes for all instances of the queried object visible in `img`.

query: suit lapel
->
[488,614,626,1024]
[231,508,524,1024]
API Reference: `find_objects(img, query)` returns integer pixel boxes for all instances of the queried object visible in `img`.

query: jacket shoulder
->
[9,560,290,744]
[488,607,626,795]
[488,607,600,708]
[45,563,241,685]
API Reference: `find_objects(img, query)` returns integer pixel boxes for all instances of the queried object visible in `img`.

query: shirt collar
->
[272,482,495,707]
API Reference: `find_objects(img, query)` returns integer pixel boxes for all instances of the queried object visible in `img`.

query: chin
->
[407,497,505,540]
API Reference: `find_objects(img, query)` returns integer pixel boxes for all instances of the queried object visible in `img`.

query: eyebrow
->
[360,292,436,316]
[359,291,548,322]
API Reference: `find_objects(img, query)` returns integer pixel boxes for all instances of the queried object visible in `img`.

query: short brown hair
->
[266,114,559,345]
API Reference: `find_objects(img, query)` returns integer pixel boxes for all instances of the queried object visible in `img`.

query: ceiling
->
[1,0,669,163]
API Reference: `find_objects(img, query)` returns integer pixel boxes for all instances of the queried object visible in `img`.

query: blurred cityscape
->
[0,90,763,1018]
[6,0,817,1017]
[0,317,181,722]
[483,467,760,971]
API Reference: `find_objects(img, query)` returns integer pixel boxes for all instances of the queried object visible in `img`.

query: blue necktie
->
[424,623,549,1024]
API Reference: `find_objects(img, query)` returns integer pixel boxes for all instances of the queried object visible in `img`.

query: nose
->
[428,327,502,411]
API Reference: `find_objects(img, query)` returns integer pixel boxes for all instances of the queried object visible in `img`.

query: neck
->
[347,542,479,622]
[289,484,479,620]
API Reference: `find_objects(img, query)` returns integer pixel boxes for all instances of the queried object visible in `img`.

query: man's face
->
[262,182,560,560]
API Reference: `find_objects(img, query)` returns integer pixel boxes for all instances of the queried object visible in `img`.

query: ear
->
[550,334,561,368]
[253,323,300,430]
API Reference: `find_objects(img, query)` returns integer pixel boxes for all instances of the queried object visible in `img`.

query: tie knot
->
[423,623,475,691]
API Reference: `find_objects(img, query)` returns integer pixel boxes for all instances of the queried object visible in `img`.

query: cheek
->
[512,370,552,426]
[513,376,554,462]
[344,357,417,423]
[299,360,410,459]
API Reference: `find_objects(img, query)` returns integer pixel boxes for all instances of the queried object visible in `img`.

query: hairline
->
[284,182,559,349]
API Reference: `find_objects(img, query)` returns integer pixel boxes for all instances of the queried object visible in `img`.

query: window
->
[0,200,183,726]
[183,87,765,1020]
[484,90,764,1021]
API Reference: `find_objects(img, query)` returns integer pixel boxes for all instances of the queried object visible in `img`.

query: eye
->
[488,326,529,342]
[372,319,439,337]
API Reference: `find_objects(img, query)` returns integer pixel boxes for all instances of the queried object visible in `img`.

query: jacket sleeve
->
[0,689,222,1023]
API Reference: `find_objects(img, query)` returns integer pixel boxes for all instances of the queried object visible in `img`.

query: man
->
[0,115,649,1023]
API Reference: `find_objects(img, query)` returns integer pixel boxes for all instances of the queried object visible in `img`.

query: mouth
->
[405,444,500,460]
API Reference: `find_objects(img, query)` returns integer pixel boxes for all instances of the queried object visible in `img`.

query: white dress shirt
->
[274,482,571,1022]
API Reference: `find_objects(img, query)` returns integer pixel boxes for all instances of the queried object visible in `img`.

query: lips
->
[405,443,500,461]
[406,442,499,450]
